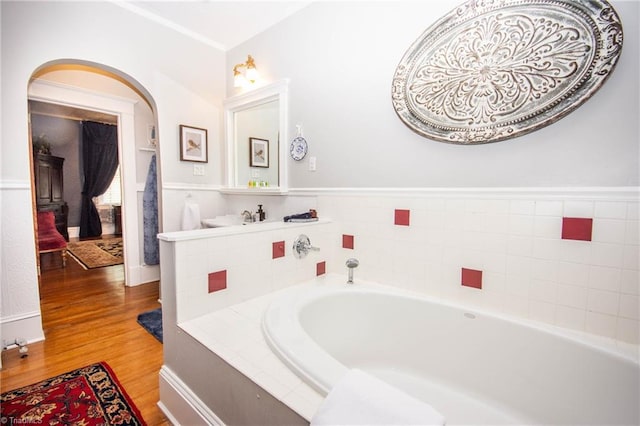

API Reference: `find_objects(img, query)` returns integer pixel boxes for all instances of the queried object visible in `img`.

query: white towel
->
[311,369,445,426]
[181,202,201,231]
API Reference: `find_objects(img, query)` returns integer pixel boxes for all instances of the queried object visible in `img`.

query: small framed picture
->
[250,137,269,168]
[180,125,208,163]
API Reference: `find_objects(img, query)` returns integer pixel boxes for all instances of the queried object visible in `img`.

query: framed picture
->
[180,125,208,163]
[250,137,269,168]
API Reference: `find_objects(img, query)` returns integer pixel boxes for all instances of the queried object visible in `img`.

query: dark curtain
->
[79,121,119,238]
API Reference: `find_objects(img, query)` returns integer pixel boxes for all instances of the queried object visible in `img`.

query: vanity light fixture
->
[233,55,259,88]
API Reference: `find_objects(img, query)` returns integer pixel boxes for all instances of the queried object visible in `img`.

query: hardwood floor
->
[0,248,170,425]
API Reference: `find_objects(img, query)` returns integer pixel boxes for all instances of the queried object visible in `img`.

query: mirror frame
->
[222,79,289,195]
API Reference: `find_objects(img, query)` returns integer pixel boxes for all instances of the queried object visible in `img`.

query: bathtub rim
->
[262,273,639,395]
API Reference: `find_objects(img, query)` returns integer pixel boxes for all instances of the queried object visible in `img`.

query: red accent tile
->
[342,234,354,249]
[208,270,227,293]
[272,241,286,259]
[461,268,482,289]
[562,217,593,241]
[317,261,326,276]
[395,209,410,226]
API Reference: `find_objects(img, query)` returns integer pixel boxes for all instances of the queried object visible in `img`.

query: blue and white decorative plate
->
[290,136,308,161]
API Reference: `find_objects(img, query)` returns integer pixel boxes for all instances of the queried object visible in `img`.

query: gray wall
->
[228,0,639,189]
[31,114,83,227]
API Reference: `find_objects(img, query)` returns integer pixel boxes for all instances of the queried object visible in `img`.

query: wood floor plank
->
[0,249,170,425]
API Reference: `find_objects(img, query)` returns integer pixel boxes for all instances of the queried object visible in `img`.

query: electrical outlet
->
[193,164,205,176]
[251,170,261,178]
[309,156,317,171]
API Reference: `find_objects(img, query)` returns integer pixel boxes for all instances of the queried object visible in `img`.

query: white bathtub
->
[262,275,639,425]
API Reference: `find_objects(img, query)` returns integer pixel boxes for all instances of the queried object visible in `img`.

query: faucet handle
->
[293,234,319,259]
[241,210,254,222]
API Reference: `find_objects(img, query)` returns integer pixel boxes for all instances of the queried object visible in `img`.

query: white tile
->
[625,221,639,245]
[253,372,292,400]
[531,258,558,282]
[529,279,557,303]
[564,201,594,218]
[461,231,484,252]
[585,311,618,338]
[555,306,586,331]
[595,201,628,219]
[508,215,534,236]
[620,269,640,295]
[424,198,446,212]
[421,243,444,264]
[587,289,620,316]
[481,252,507,274]
[463,212,484,233]
[616,318,640,344]
[619,294,639,320]
[627,202,639,220]
[485,199,510,214]
[533,238,561,260]
[592,219,627,244]
[290,382,325,407]
[237,342,272,366]
[507,235,533,257]
[556,261,590,287]
[534,216,562,239]
[535,201,563,217]
[558,240,591,264]
[529,300,556,324]
[230,354,263,379]
[590,243,624,268]
[466,199,488,213]
[478,287,506,313]
[501,293,529,317]
[557,284,588,309]
[482,214,510,234]
[260,353,303,388]
[506,255,533,277]
[283,390,321,421]
[623,245,639,270]
[510,200,536,215]
[445,199,466,213]
[588,265,622,292]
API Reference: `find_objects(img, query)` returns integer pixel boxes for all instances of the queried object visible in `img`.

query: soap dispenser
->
[257,204,266,222]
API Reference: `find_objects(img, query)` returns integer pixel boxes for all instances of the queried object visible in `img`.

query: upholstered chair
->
[37,211,67,267]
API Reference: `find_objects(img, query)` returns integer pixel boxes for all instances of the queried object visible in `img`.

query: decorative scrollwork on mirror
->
[392,0,623,144]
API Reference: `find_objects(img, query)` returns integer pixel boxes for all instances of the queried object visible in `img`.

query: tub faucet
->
[346,258,359,284]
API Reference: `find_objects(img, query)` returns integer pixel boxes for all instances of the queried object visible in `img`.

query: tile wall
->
[317,190,639,345]
[168,221,336,323]
[163,189,638,345]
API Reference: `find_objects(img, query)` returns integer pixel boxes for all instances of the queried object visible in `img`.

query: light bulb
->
[245,66,259,84]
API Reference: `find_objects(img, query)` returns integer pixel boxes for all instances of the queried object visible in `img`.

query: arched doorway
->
[28,61,161,286]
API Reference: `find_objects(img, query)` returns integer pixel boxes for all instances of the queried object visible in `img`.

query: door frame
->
[29,79,143,286]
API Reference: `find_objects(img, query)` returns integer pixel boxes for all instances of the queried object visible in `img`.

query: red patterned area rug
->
[0,362,145,425]
[67,238,123,269]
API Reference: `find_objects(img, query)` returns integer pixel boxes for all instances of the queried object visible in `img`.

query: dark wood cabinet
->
[34,153,69,240]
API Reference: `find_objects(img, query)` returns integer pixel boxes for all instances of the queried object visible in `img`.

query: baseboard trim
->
[159,365,225,426]
[0,312,45,347]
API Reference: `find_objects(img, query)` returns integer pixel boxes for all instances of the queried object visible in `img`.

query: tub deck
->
[178,286,324,421]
